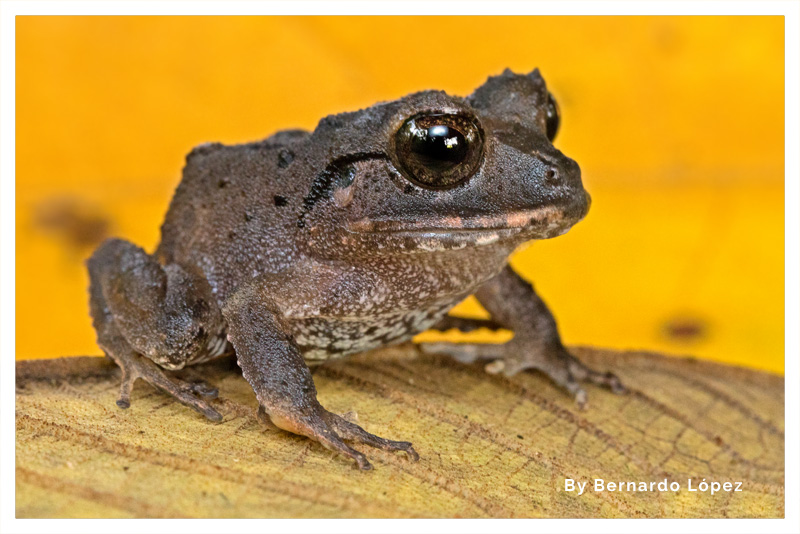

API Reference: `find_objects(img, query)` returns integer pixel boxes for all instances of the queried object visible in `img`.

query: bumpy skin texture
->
[87,69,624,470]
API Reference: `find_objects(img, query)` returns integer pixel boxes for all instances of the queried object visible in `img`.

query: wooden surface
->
[15,346,784,518]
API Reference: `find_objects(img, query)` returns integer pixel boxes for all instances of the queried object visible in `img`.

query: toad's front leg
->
[222,282,419,470]
[424,265,625,407]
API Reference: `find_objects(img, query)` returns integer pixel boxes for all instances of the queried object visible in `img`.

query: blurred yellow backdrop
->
[16,16,784,374]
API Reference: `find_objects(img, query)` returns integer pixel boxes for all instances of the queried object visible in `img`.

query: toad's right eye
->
[393,113,484,189]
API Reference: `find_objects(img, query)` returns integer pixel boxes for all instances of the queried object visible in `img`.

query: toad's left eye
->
[393,113,484,189]
[545,92,560,141]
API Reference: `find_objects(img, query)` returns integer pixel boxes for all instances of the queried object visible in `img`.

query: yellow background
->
[16,16,784,373]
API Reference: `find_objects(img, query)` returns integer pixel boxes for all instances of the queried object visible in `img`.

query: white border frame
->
[2,2,797,533]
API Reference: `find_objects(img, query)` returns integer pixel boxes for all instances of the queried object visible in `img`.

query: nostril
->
[544,167,559,183]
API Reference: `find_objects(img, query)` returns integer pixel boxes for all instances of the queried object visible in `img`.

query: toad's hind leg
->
[87,238,223,421]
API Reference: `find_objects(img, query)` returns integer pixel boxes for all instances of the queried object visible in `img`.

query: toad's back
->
[156,131,312,303]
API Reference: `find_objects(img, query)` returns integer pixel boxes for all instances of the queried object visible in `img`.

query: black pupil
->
[410,124,468,169]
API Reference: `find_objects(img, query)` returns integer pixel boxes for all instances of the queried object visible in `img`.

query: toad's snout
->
[489,130,589,220]
[530,156,584,204]
[536,152,590,221]
[492,121,582,185]
[531,148,582,188]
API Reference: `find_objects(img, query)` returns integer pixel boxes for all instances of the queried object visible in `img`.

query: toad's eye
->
[393,113,484,189]
[545,92,560,142]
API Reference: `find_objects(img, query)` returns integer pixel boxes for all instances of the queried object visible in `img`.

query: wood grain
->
[15,345,784,518]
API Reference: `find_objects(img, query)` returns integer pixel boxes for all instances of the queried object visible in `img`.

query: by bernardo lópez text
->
[564,478,743,496]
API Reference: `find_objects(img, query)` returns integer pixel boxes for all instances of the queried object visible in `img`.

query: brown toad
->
[87,68,624,470]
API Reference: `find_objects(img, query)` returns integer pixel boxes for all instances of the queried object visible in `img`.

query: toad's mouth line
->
[344,206,567,235]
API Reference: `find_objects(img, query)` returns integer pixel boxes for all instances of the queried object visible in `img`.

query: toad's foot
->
[259,403,419,470]
[112,351,223,422]
[420,339,625,408]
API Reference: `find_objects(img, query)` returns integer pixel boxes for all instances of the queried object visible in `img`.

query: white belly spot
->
[291,303,453,363]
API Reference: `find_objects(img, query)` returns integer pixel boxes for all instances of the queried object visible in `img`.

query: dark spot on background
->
[662,315,708,343]
[217,177,230,188]
[404,184,414,194]
[33,196,112,252]
[273,195,288,207]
